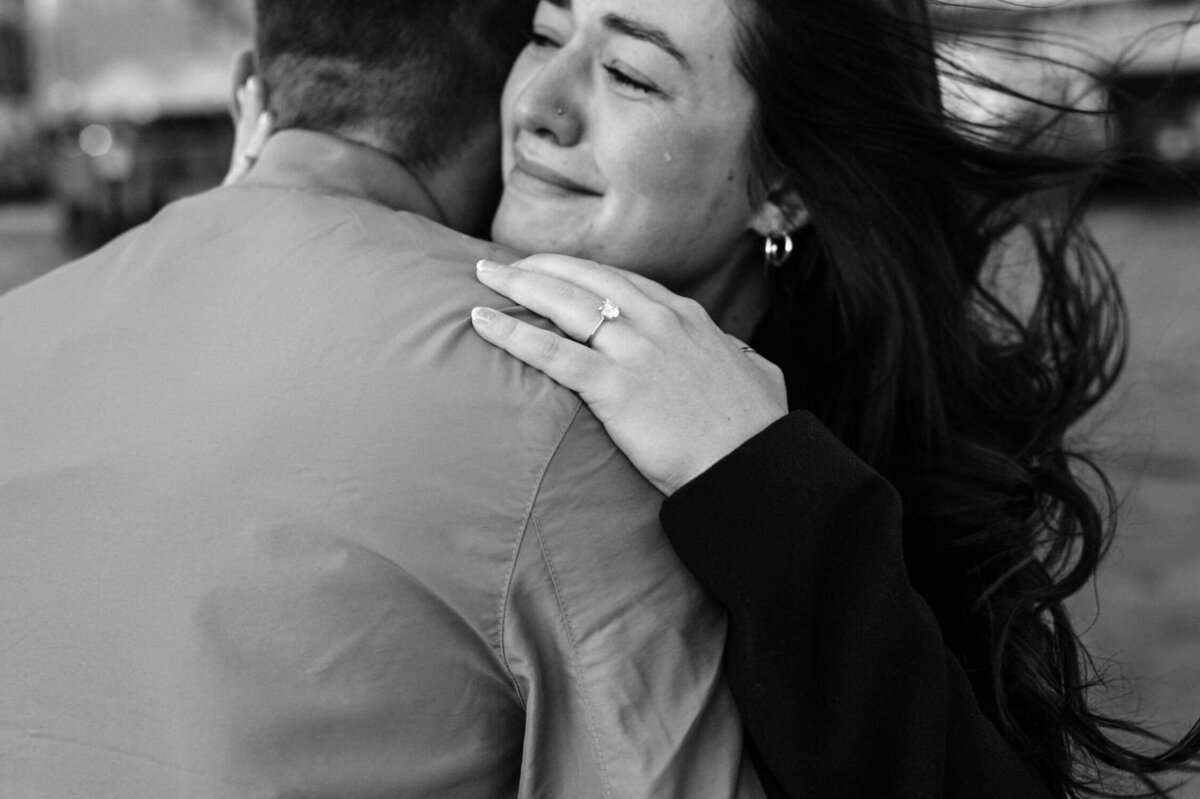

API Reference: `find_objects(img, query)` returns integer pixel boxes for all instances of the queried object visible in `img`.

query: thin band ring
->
[585,298,620,346]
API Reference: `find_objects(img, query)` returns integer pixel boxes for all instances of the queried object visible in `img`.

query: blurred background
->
[0,0,1197,791]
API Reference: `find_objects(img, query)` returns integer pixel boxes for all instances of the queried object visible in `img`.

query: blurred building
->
[0,0,29,96]
[24,0,252,249]
[0,0,44,199]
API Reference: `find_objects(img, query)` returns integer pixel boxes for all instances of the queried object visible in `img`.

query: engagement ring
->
[586,299,620,346]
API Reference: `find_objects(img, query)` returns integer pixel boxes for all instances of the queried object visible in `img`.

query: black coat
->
[660,411,1053,798]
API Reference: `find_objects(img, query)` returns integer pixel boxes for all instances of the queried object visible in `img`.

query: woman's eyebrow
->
[538,0,692,71]
[602,13,691,70]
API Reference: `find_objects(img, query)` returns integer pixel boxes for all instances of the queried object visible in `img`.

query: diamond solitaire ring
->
[585,299,620,346]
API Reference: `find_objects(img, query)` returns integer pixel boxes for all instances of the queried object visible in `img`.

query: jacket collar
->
[241,129,447,224]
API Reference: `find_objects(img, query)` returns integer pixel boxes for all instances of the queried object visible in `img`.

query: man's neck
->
[241,130,447,224]
[413,122,504,240]
[339,122,504,239]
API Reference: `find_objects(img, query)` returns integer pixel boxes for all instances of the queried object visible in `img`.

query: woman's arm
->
[472,254,1052,799]
[662,412,1051,799]
[472,255,788,495]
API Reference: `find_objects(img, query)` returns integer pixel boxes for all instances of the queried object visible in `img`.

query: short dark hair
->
[254,0,536,168]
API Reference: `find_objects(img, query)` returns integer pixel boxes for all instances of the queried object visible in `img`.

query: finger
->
[223,147,257,185]
[231,81,253,145]
[522,254,687,309]
[235,79,266,148]
[243,78,266,123]
[477,259,625,344]
[504,254,650,311]
[224,87,257,184]
[470,307,604,392]
[230,80,261,145]
[245,110,274,160]
[601,265,686,306]
[224,108,272,186]
[223,153,248,186]
[509,253,700,319]
[232,84,245,127]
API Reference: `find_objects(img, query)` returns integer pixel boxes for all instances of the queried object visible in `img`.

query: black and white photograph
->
[1,0,1199,796]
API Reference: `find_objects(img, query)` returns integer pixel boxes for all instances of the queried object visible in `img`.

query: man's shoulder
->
[183,185,592,452]
[168,183,516,270]
[9,184,578,436]
[319,191,516,267]
[151,183,519,328]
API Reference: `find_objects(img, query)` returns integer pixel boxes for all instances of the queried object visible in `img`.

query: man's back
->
[0,133,760,797]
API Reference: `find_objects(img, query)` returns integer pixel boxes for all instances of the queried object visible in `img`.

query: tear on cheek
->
[645,106,674,166]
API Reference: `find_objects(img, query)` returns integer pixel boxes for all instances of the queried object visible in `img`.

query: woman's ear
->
[750,186,809,237]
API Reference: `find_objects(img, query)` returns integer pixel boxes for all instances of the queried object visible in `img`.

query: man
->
[0,2,760,795]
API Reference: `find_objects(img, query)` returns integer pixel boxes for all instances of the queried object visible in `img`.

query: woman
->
[478,0,1200,795]
[229,0,1200,794]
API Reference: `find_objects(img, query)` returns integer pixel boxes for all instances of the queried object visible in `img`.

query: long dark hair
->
[735,0,1200,794]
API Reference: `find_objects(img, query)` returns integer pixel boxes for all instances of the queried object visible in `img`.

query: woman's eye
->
[527,30,560,49]
[604,65,658,95]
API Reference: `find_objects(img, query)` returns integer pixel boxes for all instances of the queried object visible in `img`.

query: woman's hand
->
[471,255,788,496]
[223,77,274,186]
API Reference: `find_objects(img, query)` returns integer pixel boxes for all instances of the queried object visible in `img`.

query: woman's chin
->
[491,216,578,260]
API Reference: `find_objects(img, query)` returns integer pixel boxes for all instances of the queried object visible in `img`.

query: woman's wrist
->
[659,406,789,495]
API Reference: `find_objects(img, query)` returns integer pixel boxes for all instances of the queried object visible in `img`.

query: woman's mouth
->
[509,150,603,198]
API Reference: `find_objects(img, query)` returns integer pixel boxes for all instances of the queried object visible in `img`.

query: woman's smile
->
[508,147,604,198]
[490,0,783,298]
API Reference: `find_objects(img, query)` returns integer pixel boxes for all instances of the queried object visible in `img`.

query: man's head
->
[253,0,535,171]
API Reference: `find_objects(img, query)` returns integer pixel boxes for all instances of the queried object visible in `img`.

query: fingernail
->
[471,307,497,324]
[236,86,245,105]
[246,77,260,95]
[476,259,500,273]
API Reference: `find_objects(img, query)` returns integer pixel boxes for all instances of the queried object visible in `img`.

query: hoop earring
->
[764,231,794,269]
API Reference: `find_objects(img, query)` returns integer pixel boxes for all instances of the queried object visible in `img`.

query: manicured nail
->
[471,307,497,324]
[476,259,500,272]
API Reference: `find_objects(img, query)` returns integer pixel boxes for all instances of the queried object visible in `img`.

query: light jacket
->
[0,130,761,798]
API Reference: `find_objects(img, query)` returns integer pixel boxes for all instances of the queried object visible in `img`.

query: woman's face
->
[491,0,774,295]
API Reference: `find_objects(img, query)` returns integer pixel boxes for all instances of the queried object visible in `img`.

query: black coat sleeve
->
[660,411,1053,799]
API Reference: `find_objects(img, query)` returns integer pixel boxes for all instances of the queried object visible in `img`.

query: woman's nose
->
[511,55,584,147]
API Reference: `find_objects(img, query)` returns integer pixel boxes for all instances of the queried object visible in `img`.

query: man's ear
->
[228,49,260,124]
[749,185,809,237]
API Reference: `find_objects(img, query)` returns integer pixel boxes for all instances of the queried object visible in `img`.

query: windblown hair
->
[734,0,1200,794]
[253,0,536,168]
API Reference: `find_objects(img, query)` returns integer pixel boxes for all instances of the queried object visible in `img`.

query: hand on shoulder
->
[471,254,788,495]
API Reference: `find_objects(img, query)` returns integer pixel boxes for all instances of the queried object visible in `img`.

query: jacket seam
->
[343,203,371,236]
[496,397,585,708]
[530,507,615,799]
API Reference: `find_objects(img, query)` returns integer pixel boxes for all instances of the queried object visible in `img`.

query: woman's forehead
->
[537,0,744,81]
[538,0,741,51]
